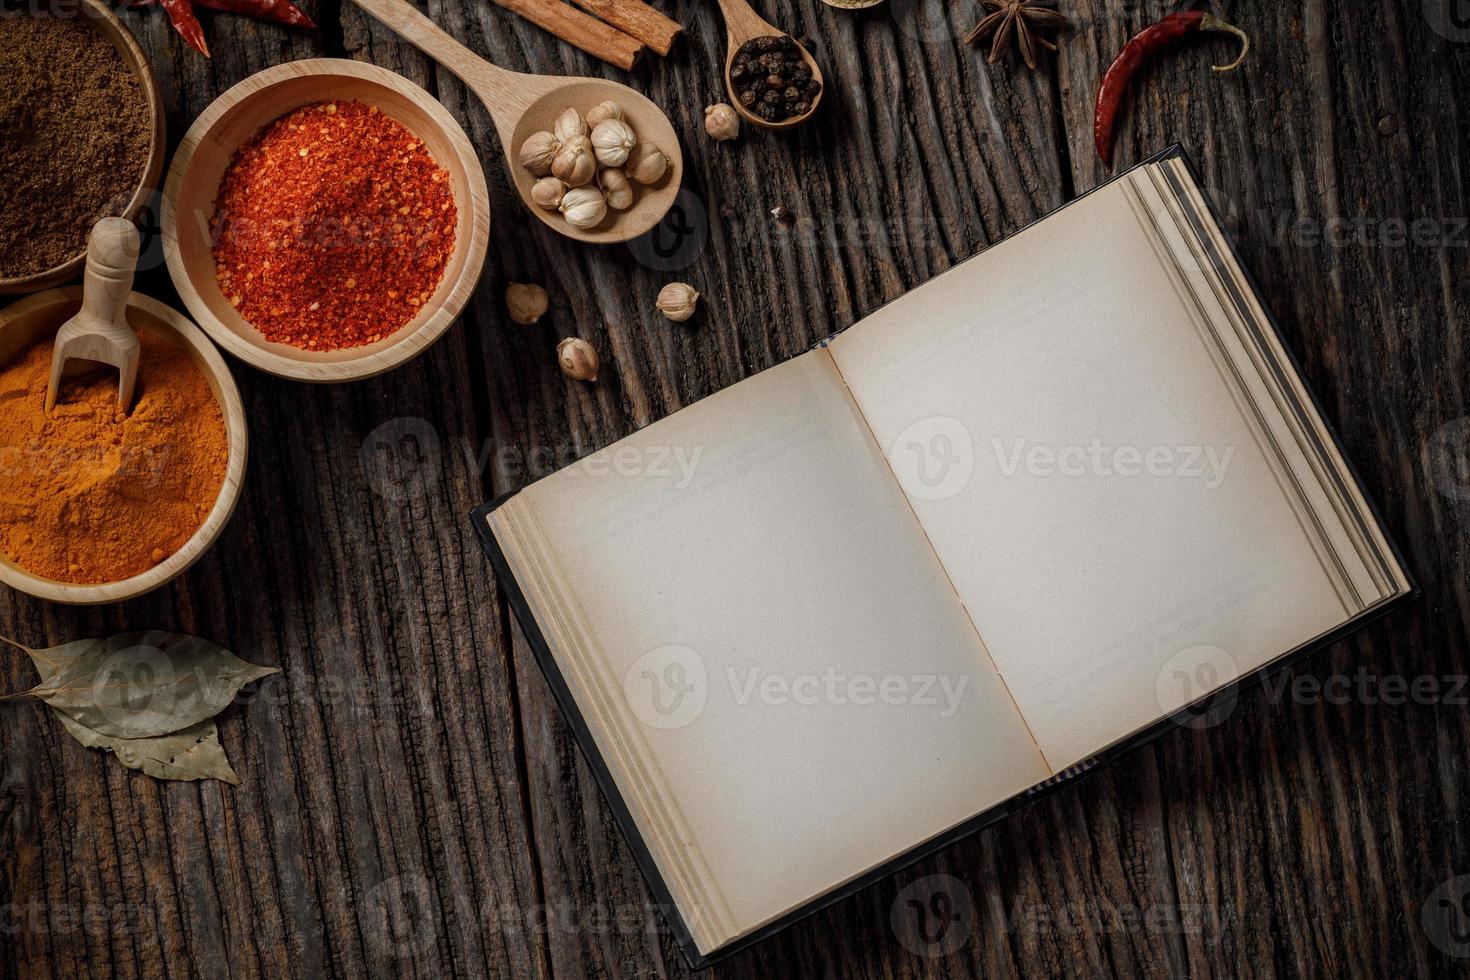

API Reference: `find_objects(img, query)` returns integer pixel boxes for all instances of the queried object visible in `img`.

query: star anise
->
[965,0,1068,70]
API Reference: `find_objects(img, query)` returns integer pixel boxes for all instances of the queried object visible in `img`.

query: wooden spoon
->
[713,0,824,130]
[46,218,141,414]
[349,0,682,244]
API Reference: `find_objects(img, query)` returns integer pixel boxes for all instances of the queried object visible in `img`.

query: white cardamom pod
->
[655,282,700,322]
[625,142,669,185]
[704,103,740,141]
[598,167,634,211]
[590,118,637,168]
[505,283,549,325]
[558,186,607,230]
[551,135,596,187]
[585,100,624,127]
[553,107,588,142]
[517,131,561,176]
[530,176,567,210]
[557,337,599,382]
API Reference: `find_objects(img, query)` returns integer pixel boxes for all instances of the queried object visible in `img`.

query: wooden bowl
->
[0,288,248,605]
[0,0,166,295]
[162,59,491,382]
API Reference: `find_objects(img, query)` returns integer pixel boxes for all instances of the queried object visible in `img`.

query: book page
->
[828,178,1351,770]
[499,352,1049,945]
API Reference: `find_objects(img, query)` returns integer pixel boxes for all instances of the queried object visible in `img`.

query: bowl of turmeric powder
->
[0,288,247,604]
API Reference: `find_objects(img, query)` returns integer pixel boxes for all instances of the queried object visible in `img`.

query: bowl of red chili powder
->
[162,59,490,381]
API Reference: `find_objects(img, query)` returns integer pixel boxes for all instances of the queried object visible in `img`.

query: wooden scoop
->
[46,218,141,414]
[349,0,683,244]
[714,0,824,130]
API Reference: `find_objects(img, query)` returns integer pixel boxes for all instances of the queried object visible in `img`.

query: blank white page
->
[828,181,1349,769]
[500,351,1049,945]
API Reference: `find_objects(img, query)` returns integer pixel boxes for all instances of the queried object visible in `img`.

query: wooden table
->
[3,0,1467,976]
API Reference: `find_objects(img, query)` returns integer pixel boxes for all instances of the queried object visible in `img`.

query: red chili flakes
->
[210,100,457,350]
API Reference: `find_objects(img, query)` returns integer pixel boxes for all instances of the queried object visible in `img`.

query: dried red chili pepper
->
[159,0,210,57]
[211,0,314,27]
[130,0,315,29]
[1093,11,1250,170]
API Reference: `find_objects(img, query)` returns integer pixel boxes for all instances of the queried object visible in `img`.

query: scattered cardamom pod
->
[656,282,700,322]
[506,283,549,325]
[704,103,740,141]
[557,337,599,382]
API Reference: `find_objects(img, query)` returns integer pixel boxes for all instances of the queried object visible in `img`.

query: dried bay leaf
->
[18,634,241,784]
[53,715,241,784]
[22,630,277,739]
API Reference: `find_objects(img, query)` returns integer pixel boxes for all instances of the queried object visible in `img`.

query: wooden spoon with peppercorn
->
[714,0,825,130]
[349,0,682,244]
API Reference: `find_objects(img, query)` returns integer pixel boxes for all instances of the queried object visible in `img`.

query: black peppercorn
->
[734,35,820,123]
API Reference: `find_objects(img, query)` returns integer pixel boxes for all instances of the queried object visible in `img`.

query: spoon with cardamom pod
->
[713,0,825,130]
[46,218,141,414]
[348,0,682,244]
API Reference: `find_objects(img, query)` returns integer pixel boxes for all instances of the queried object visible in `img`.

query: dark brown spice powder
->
[0,12,152,279]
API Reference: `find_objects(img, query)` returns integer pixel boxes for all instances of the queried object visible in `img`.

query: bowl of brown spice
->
[163,59,491,383]
[0,288,247,604]
[0,0,166,294]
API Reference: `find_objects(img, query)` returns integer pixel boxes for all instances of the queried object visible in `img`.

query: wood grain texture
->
[2,0,1468,977]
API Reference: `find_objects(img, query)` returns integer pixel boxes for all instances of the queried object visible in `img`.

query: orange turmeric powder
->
[0,331,228,584]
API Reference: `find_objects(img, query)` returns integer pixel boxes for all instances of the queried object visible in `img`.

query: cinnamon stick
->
[491,0,647,71]
[567,0,682,56]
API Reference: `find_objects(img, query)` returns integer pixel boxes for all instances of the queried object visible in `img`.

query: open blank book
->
[473,149,1411,967]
